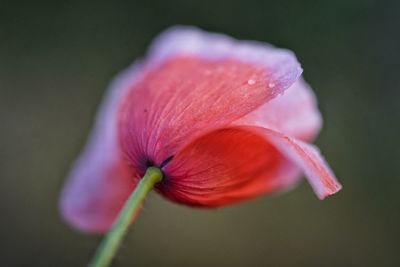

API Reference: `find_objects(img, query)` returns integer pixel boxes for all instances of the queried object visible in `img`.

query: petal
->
[60,63,141,233]
[119,26,302,170]
[236,77,322,141]
[161,126,341,207]
[160,128,301,207]
[239,126,342,199]
[147,26,302,87]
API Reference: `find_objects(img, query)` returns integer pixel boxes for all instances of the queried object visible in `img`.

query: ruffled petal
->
[119,26,302,170]
[160,126,341,207]
[236,78,322,141]
[60,63,141,233]
[147,26,302,85]
[238,126,342,199]
[160,128,301,207]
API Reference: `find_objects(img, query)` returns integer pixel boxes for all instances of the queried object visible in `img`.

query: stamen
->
[160,155,174,168]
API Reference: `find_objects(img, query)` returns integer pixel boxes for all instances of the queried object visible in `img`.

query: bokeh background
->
[1,0,399,266]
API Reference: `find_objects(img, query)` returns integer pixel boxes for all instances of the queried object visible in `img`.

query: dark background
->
[1,0,399,266]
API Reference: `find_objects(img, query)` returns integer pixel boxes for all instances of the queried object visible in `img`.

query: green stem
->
[88,167,163,267]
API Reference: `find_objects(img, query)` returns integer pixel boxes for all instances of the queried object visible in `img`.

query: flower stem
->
[88,167,163,267]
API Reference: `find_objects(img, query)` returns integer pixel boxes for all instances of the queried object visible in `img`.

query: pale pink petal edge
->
[146,25,303,93]
[238,126,342,199]
[59,62,142,232]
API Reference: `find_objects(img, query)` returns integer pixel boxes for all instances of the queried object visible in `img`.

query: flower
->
[60,26,342,233]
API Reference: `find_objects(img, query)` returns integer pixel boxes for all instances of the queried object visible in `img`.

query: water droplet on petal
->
[247,79,256,85]
[268,82,275,88]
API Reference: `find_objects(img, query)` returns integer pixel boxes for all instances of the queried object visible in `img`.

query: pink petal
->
[241,126,342,199]
[119,27,302,169]
[236,77,322,141]
[162,126,341,206]
[60,63,141,233]
[161,127,301,207]
[147,26,302,87]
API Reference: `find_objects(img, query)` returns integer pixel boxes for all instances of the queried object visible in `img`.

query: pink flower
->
[60,26,342,233]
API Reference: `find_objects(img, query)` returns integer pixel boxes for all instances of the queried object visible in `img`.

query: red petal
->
[120,56,300,170]
[162,126,341,207]
[243,127,342,199]
[251,127,342,199]
[119,27,302,170]
[161,128,300,207]
[60,64,140,233]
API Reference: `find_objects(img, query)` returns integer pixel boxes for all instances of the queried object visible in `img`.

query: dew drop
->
[247,79,256,85]
[268,82,275,88]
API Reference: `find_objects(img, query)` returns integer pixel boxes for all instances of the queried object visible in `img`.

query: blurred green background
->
[1,0,399,266]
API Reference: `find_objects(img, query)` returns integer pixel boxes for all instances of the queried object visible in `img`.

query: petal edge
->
[245,127,342,199]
